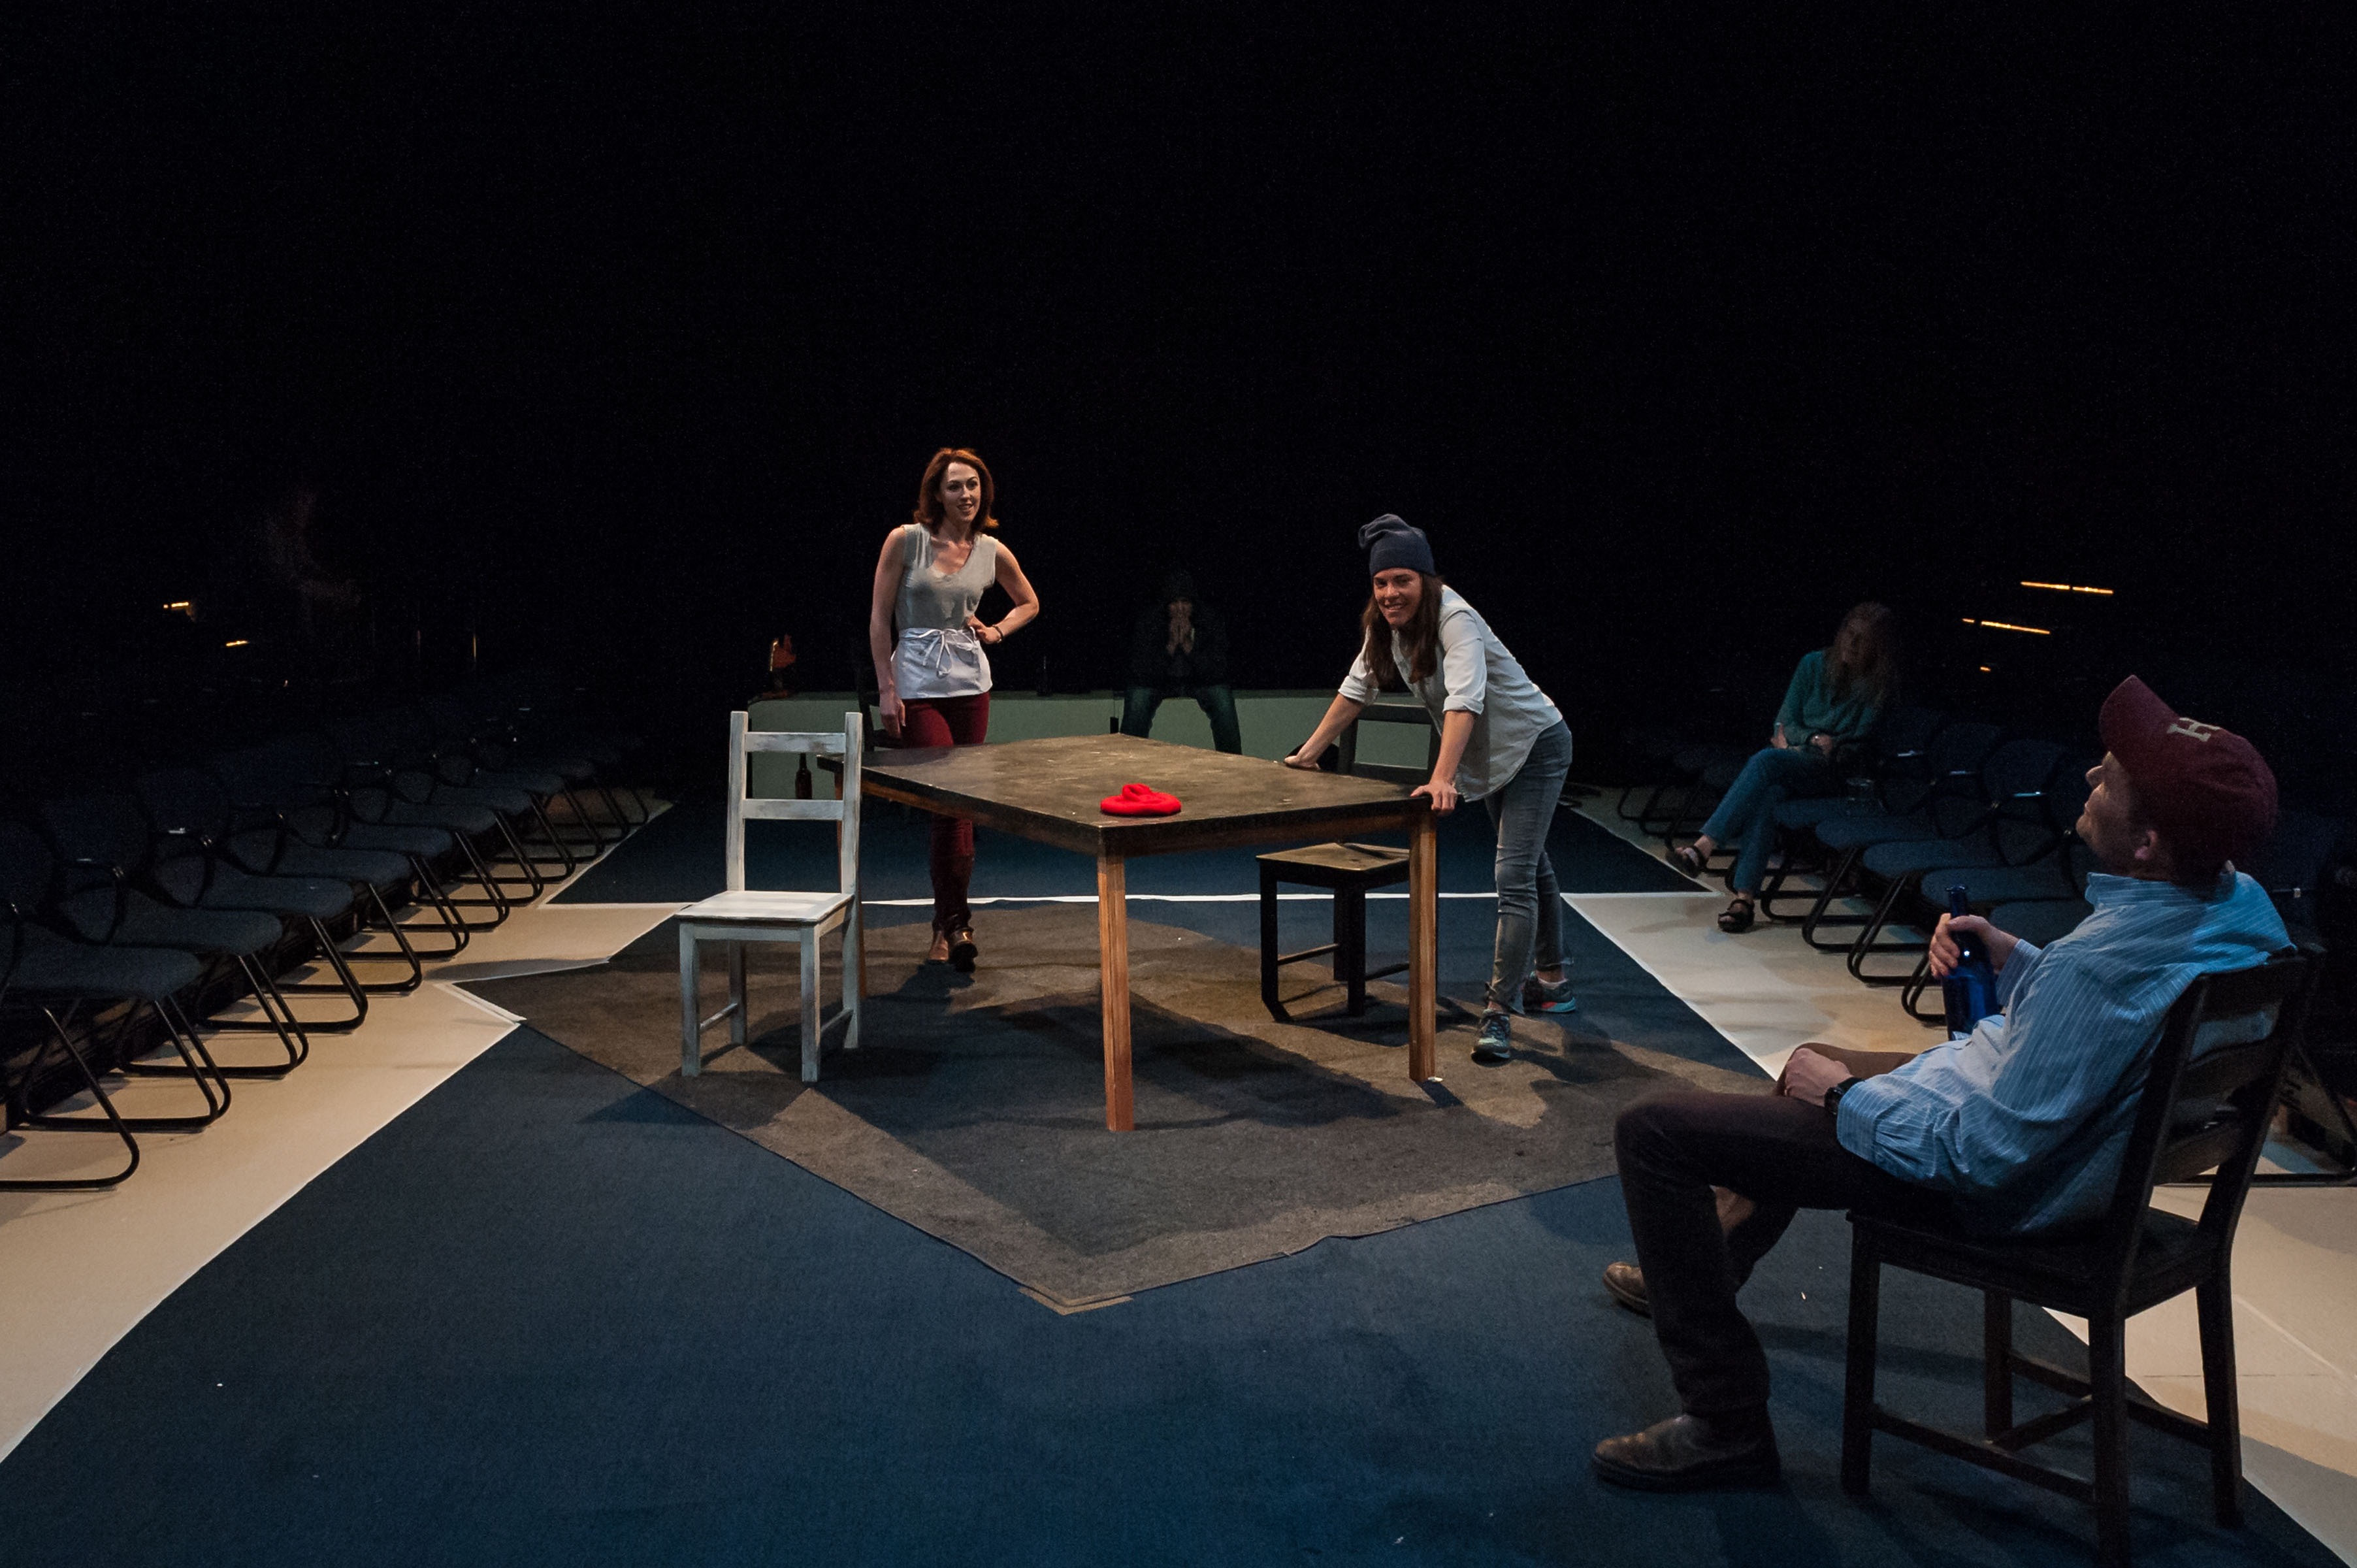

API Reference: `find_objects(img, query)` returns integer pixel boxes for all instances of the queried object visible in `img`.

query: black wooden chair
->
[1256,704,1433,1022]
[1840,945,2320,1567]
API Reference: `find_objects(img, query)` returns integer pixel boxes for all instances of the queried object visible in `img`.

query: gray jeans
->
[1484,718,1574,1013]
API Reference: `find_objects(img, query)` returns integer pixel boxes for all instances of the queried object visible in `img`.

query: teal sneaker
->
[1521,975,1579,1014]
[1471,1009,1514,1063]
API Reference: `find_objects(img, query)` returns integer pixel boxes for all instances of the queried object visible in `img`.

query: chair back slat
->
[723,710,862,896]
[2088,946,2317,1303]
[741,800,845,823]
[2153,1122,2257,1187]
[740,732,849,755]
[2173,1036,2283,1103]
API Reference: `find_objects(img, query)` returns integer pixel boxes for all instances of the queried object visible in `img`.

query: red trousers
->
[900,692,990,932]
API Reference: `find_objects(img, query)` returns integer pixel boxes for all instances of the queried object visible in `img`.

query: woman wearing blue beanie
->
[1283,515,1576,1062]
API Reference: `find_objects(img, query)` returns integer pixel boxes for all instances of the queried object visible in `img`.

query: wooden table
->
[861,734,1438,1130]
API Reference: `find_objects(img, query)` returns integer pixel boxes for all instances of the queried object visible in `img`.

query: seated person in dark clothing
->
[1120,568,1241,754]
[1592,676,2286,1491]
[1668,601,1898,932]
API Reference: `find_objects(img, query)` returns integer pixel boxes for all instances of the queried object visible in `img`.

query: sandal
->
[1717,897,1755,934]
[1667,843,1707,879]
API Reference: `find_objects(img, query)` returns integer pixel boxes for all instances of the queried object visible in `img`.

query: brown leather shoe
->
[1592,1413,1780,1491]
[1602,1261,1650,1318]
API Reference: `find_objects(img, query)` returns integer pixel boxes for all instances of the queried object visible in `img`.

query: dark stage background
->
[7,10,2352,795]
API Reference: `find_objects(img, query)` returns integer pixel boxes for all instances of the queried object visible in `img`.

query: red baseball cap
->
[2098,676,2278,871]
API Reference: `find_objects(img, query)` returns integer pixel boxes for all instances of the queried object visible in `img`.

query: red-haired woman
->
[1282,515,1574,1066]
[867,448,1041,970]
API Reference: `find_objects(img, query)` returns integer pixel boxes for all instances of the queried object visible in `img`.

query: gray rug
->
[460,906,1759,1307]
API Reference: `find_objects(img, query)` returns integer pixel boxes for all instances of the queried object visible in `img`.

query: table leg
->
[1098,851,1134,1131]
[1408,808,1438,1080]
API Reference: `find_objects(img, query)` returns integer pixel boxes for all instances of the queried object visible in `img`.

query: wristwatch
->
[1821,1075,1862,1115]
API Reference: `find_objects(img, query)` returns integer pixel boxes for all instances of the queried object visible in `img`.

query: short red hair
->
[913,448,1000,533]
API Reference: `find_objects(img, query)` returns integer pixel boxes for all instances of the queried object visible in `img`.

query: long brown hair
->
[1828,600,1900,705]
[1359,574,1447,688]
[912,447,1000,534]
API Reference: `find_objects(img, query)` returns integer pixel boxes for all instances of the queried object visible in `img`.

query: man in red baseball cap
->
[1591,676,2289,1492]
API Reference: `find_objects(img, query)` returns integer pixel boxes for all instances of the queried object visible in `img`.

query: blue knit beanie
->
[1358,514,1435,576]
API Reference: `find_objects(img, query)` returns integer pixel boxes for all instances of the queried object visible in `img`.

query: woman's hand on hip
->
[1411,776,1459,815]
[965,615,1002,645]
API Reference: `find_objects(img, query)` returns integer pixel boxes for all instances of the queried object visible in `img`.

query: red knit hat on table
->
[1099,783,1182,817]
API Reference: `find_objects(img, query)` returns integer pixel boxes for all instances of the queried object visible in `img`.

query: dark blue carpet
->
[554,792,1696,905]
[0,1025,2333,1566]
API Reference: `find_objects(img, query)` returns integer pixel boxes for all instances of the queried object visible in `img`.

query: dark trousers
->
[902,692,991,932]
[1614,1047,1943,1417]
[1122,683,1242,754]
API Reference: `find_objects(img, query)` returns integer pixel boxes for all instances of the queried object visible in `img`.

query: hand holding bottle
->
[1928,913,2020,978]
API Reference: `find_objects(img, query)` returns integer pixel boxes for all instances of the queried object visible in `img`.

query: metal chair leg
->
[0,1005,142,1189]
[679,928,701,1077]
[87,997,234,1128]
[1260,863,1289,1023]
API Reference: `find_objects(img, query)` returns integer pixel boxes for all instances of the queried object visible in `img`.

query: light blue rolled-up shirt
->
[1836,869,2290,1235]
[1337,586,1563,801]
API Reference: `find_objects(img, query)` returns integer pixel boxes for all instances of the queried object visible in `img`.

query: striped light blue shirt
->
[1836,869,2289,1235]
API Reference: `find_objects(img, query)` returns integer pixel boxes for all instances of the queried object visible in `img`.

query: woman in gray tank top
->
[866,448,1041,970]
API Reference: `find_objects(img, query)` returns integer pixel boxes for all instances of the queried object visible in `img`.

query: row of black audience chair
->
[0,670,643,1192]
[1627,700,2352,1042]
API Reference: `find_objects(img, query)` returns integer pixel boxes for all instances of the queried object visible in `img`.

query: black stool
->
[1256,842,1410,1021]
[1257,702,1437,1022]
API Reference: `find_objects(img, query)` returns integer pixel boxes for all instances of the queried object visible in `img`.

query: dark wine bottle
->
[1941,883,2000,1040]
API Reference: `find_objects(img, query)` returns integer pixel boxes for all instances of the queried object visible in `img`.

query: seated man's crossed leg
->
[1595,1046,1932,1490]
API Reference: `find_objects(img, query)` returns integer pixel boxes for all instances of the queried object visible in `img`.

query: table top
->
[860,734,1422,858]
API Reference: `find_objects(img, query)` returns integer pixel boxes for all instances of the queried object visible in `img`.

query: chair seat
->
[12,930,203,1002]
[59,892,285,956]
[1815,811,1949,851]
[1855,1204,2212,1330]
[1919,861,2079,906]
[229,835,413,889]
[336,822,455,857]
[1989,897,2093,947]
[466,768,567,798]
[1773,795,1859,832]
[678,890,854,927]
[1257,841,1410,889]
[370,798,502,835]
[1863,831,2004,879]
[155,862,354,921]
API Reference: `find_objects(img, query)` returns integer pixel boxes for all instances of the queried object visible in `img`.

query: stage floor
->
[1,789,2351,1563]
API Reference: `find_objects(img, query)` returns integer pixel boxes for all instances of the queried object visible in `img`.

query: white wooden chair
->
[677,710,862,1083]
